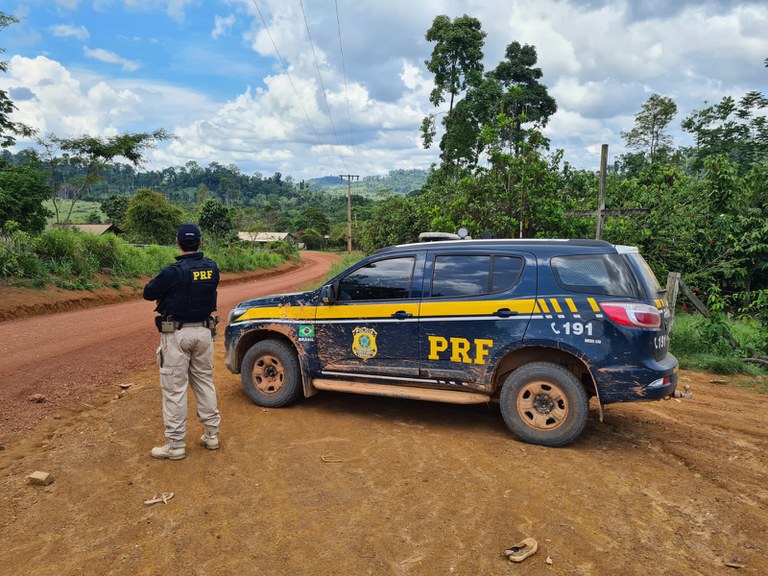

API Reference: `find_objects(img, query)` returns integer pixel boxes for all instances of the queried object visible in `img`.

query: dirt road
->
[1,251,767,575]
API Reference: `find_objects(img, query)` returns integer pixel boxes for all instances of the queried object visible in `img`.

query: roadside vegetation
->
[0,225,295,290]
[671,314,767,377]
[0,11,765,375]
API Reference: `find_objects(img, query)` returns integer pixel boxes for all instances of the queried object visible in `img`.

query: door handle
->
[391,310,413,319]
[494,308,518,318]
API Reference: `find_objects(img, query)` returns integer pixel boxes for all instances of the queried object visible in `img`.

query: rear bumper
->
[596,353,679,403]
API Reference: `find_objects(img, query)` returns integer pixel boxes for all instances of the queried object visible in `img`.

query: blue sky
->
[2,0,766,180]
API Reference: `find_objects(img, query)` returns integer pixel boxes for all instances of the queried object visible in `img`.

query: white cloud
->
[5,0,765,178]
[212,14,236,39]
[50,24,89,40]
[83,46,141,72]
[3,55,215,140]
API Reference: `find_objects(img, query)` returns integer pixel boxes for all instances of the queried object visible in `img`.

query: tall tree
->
[0,12,33,148]
[199,198,234,240]
[621,94,678,164]
[488,41,557,155]
[421,15,486,152]
[100,194,130,227]
[0,159,50,233]
[40,129,173,225]
[682,91,768,173]
[123,188,182,245]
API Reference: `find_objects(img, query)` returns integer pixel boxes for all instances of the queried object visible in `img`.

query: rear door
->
[417,249,537,391]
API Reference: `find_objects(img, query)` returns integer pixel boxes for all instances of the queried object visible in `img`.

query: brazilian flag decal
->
[298,324,315,339]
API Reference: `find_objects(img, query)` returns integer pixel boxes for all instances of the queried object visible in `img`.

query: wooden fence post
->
[666,272,681,331]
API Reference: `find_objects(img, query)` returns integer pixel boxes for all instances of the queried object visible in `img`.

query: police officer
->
[143,223,221,460]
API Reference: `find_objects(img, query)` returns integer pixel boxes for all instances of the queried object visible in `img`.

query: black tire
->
[499,362,589,447]
[241,340,303,408]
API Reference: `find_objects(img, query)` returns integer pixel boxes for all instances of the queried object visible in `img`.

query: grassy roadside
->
[1,227,297,291]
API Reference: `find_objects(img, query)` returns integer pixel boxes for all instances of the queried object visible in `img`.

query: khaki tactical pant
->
[156,326,221,446]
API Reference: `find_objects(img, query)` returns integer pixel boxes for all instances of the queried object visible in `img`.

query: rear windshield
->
[627,253,663,295]
[551,254,644,298]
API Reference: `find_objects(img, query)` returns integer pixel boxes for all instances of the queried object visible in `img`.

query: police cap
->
[177,223,202,242]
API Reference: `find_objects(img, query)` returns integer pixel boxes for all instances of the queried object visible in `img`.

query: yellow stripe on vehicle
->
[549,298,563,313]
[316,302,421,320]
[238,298,540,323]
[421,299,537,317]
[236,305,315,321]
[537,299,550,314]
[565,298,578,313]
[587,298,600,312]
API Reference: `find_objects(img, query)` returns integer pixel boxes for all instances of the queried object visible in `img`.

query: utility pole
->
[339,174,359,252]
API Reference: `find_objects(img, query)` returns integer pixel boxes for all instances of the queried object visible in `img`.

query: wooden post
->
[596,144,608,240]
[666,272,681,332]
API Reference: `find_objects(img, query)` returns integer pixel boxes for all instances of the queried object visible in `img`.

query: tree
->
[39,129,173,225]
[100,194,130,227]
[682,90,768,173]
[0,12,34,149]
[488,41,557,155]
[421,15,486,151]
[123,188,182,245]
[296,207,330,235]
[198,198,234,240]
[621,94,678,164]
[299,228,323,250]
[359,196,428,252]
[0,159,51,234]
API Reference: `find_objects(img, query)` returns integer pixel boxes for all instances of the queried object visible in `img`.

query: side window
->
[492,256,525,292]
[338,257,415,301]
[431,255,524,297]
[551,254,642,298]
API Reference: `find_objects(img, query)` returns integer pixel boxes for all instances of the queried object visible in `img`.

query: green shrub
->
[266,241,299,261]
[208,243,283,272]
[671,312,767,375]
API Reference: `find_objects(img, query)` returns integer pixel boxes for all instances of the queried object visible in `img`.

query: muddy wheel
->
[241,340,302,408]
[499,362,589,447]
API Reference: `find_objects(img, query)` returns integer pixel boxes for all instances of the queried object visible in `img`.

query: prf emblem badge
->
[352,327,378,360]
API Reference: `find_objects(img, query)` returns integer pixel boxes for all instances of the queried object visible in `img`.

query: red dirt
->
[1,250,766,575]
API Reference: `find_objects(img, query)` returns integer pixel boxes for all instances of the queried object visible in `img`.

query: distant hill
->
[307,169,428,195]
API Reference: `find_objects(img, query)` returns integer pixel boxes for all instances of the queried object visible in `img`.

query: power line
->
[249,0,343,175]
[334,0,357,170]
[299,0,346,172]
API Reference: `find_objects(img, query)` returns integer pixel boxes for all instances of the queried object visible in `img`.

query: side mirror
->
[321,284,337,304]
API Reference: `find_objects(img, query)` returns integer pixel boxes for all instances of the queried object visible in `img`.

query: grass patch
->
[44,199,107,224]
[735,378,768,394]
[0,228,297,289]
[671,313,767,377]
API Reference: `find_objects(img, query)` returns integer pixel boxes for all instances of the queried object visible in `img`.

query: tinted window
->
[338,257,415,301]
[551,254,642,298]
[431,255,524,297]
[492,256,525,292]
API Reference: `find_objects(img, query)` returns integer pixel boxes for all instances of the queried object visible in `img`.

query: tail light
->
[600,302,661,329]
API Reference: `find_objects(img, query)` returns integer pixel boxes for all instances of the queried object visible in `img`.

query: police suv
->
[225,239,678,447]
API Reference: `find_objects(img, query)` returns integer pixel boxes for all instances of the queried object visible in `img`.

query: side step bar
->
[312,379,490,405]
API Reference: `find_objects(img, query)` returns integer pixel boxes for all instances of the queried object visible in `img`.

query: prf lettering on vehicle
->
[193,270,214,281]
[428,336,493,365]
